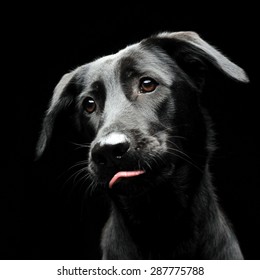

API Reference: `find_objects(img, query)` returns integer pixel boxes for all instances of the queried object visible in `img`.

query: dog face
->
[37,32,248,193]
[83,44,180,191]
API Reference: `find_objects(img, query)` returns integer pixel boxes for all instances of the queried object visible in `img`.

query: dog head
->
[36,32,248,193]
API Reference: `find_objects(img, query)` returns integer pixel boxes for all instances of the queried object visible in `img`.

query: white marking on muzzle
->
[99,132,128,146]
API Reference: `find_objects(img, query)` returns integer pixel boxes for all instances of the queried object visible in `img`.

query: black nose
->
[91,141,130,167]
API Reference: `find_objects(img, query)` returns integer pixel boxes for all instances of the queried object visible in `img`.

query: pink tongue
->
[109,170,145,189]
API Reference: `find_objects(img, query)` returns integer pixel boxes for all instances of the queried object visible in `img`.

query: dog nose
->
[91,134,130,166]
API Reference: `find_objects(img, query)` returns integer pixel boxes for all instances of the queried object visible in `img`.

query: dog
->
[37,31,248,259]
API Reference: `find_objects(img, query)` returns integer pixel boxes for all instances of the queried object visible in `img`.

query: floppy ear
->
[154,31,249,86]
[36,68,82,159]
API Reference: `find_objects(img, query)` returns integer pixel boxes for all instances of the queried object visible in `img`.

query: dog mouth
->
[108,170,146,189]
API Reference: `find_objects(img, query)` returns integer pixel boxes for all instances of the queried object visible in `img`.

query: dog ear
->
[153,31,249,87]
[36,68,82,159]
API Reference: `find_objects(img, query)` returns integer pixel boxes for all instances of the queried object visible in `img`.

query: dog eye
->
[83,97,96,114]
[139,77,158,93]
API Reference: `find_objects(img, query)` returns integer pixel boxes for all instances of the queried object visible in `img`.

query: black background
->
[3,5,259,259]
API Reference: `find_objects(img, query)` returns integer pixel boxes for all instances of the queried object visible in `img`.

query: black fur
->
[37,32,248,259]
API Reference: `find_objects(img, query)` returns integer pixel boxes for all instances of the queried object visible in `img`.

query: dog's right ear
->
[36,68,82,159]
[147,31,249,89]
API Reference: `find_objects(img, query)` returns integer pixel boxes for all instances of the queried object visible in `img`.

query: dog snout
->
[91,133,130,167]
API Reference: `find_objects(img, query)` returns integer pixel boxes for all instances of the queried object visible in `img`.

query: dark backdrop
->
[3,6,259,259]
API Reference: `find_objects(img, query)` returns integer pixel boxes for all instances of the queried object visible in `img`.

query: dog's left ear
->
[36,67,82,159]
[152,31,249,87]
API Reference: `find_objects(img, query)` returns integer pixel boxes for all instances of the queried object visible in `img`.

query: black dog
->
[37,32,248,259]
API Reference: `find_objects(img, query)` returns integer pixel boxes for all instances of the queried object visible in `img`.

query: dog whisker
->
[73,167,89,185]
[151,151,167,166]
[66,166,87,186]
[70,141,91,150]
[84,174,98,196]
[165,138,185,149]
[61,160,89,188]
[66,160,89,172]
[164,150,202,172]
[144,159,153,171]
[167,147,192,160]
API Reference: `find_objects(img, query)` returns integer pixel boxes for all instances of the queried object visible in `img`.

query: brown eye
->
[83,97,96,114]
[139,77,158,93]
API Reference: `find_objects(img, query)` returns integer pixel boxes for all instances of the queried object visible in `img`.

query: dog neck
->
[107,163,207,258]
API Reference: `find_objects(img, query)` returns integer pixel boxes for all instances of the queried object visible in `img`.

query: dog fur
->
[37,31,248,259]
